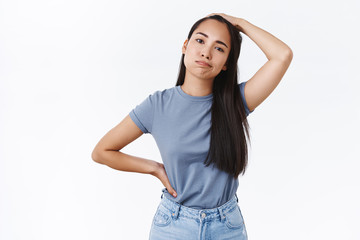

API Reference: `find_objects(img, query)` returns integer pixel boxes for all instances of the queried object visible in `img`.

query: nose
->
[201,46,211,60]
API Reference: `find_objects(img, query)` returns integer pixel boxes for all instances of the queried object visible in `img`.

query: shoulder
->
[147,85,176,102]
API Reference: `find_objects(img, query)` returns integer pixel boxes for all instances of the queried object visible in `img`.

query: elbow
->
[91,149,103,163]
[277,49,293,66]
[283,48,293,62]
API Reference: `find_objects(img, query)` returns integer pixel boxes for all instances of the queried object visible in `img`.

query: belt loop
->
[235,193,239,203]
[161,188,166,199]
[218,207,226,222]
[171,202,180,220]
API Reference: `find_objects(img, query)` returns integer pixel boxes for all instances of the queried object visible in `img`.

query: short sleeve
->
[129,93,155,134]
[239,81,254,116]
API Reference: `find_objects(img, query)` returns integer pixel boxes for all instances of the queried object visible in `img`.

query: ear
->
[182,39,188,54]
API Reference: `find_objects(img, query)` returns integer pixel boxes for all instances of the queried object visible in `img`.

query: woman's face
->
[182,19,231,81]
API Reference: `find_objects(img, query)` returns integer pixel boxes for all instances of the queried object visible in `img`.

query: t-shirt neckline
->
[176,85,213,102]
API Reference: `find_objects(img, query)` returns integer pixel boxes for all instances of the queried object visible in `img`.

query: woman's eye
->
[196,39,224,53]
[216,47,224,52]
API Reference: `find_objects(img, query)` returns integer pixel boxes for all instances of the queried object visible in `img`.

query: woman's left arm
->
[207,13,293,112]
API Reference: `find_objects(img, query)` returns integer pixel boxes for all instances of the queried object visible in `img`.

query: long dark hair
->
[175,15,251,179]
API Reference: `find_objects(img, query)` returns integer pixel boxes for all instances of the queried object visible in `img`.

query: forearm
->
[92,150,160,175]
[236,18,293,61]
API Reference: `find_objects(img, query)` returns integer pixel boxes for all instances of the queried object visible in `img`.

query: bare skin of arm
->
[237,18,293,112]
[207,13,293,112]
[91,114,178,197]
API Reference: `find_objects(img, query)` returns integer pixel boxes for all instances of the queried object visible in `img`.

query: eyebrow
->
[195,32,229,48]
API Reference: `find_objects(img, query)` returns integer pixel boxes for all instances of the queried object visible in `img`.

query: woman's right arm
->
[91,114,178,197]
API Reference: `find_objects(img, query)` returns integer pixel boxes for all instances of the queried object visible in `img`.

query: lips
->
[196,61,211,67]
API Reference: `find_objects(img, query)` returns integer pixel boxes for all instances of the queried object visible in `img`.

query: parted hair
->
[175,15,251,179]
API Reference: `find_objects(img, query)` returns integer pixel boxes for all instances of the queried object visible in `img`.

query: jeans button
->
[201,212,206,218]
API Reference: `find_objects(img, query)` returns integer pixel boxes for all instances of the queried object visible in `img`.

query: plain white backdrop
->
[1,0,359,239]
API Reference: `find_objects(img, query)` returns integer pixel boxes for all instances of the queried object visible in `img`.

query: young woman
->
[92,13,293,240]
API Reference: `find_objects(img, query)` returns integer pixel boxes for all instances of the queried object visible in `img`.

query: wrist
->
[235,18,247,32]
[149,160,161,176]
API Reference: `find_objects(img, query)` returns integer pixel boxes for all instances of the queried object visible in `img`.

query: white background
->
[1,0,359,239]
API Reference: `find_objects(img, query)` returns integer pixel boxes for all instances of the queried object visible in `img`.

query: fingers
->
[206,13,218,17]
[166,184,177,198]
[206,13,224,18]
[157,163,177,198]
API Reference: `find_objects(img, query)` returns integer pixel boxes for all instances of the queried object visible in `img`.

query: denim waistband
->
[159,189,239,222]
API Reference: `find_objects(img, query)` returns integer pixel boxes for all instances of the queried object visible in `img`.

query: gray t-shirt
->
[129,81,254,209]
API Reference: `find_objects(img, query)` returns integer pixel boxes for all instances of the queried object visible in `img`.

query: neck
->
[181,72,214,97]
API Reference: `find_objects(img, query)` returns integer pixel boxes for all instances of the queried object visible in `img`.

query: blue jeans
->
[149,189,248,240]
